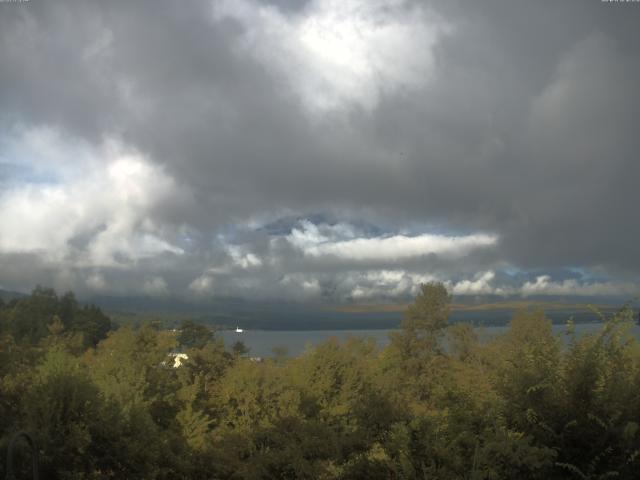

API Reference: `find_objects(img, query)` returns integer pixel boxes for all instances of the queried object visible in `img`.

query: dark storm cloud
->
[1,0,639,299]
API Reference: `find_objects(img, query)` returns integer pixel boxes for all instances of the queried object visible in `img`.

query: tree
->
[178,320,213,349]
[448,322,478,362]
[406,282,451,332]
[231,340,250,357]
[385,282,452,405]
[6,286,59,344]
[72,305,111,347]
[21,348,115,478]
[272,345,289,364]
[391,282,452,358]
[0,288,111,347]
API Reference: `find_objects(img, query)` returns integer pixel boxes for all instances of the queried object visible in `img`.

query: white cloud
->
[348,270,433,299]
[213,0,448,111]
[0,185,81,256]
[0,125,100,182]
[2,138,637,303]
[521,275,639,298]
[143,276,169,296]
[226,245,263,269]
[278,274,322,299]
[187,230,640,300]
[184,220,503,301]
[344,270,504,301]
[286,220,497,261]
[189,274,214,294]
[450,271,496,295]
[86,272,108,292]
[0,131,184,267]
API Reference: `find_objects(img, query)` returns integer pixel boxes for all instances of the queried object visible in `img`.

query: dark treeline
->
[1,284,639,479]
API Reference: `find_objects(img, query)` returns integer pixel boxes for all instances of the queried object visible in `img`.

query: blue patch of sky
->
[215,224,255,244]
[568,267,592,280]
[384,220,492,239]
[0,161,60,185]
[224,213,499,247]
[0,138,64,185]
[256,216,300,236]
[502,266,522,276]
[492,267,593,285]
[259,214,481,239]
[518,267,602,283]
[178,232,196,248]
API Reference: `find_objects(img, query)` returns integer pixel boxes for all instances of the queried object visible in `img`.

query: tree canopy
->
[1,284,639,479]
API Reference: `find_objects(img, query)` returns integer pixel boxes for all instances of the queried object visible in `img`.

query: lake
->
[220,322,640,358]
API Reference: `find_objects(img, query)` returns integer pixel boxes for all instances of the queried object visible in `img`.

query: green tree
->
[6,286,59,344]
[21,348,117,479]
[390,281,451,359]
[385,282,452,406]
[231,340,250,357]
[72,305,111,347]
[178,320,213,349]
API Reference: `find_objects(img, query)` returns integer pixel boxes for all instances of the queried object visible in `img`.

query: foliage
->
[0,287,110,347]
[1,285,640,479]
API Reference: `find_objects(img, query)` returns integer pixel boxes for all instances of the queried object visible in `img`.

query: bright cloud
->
[449,271,497,296]
[86,272,108,292]
[226,245,263,269]
[180,217,640,302]
[189,274,214,295]
[143,276,169,296]
[0,131,184,270]
[213,0,448,111]
[521,275,640,298]
[286,220,497,261]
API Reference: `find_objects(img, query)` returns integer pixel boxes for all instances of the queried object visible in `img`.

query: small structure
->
[235,326,244,333]
[162,352,189,368]
[170,352,189,368]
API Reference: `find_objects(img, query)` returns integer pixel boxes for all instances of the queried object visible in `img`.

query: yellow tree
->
[386,282,452,404]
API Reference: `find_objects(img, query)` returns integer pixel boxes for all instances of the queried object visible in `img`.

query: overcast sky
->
[1,0,639,303]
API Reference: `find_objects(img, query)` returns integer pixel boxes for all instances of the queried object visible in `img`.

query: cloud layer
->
[1,0,639,302]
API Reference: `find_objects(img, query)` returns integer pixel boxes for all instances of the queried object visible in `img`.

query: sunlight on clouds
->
[180,216,640,302]
[143,276,169,296]
[287,220,497,261]
[0,133,184,271]
[214,0,448,111]
[521,275,639,297]
[186,219,502,301]
[278,274,322,299]
[226,245,263,269]
[1,126,99,183]
[0,185,80,255]
[86,272,108,292]
[189,274,214,295]
[2,126,635,301]
[347,270,501,300]
[450,271,497,295]
[349,270,434,300]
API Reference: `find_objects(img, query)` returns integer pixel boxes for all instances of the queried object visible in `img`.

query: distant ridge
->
[87,293,629,331]
[328,300,619,314]
[0,288,27,302]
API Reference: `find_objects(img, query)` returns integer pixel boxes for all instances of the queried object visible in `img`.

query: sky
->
[0,0,639,303]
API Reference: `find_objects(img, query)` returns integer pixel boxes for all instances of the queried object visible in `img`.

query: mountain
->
[86,293,630,331]
[0,288,27,302]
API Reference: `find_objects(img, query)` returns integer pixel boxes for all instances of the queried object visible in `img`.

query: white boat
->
[235,326,244,333]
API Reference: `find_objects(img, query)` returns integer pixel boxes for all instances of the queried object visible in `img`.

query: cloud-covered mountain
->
[1,0,639,303]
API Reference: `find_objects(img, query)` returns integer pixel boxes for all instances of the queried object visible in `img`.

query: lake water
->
[220,322,640,358]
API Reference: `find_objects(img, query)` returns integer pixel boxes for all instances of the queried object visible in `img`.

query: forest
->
[1,284,639,479]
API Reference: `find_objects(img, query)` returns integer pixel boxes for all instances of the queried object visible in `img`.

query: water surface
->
[220,323,640,358]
